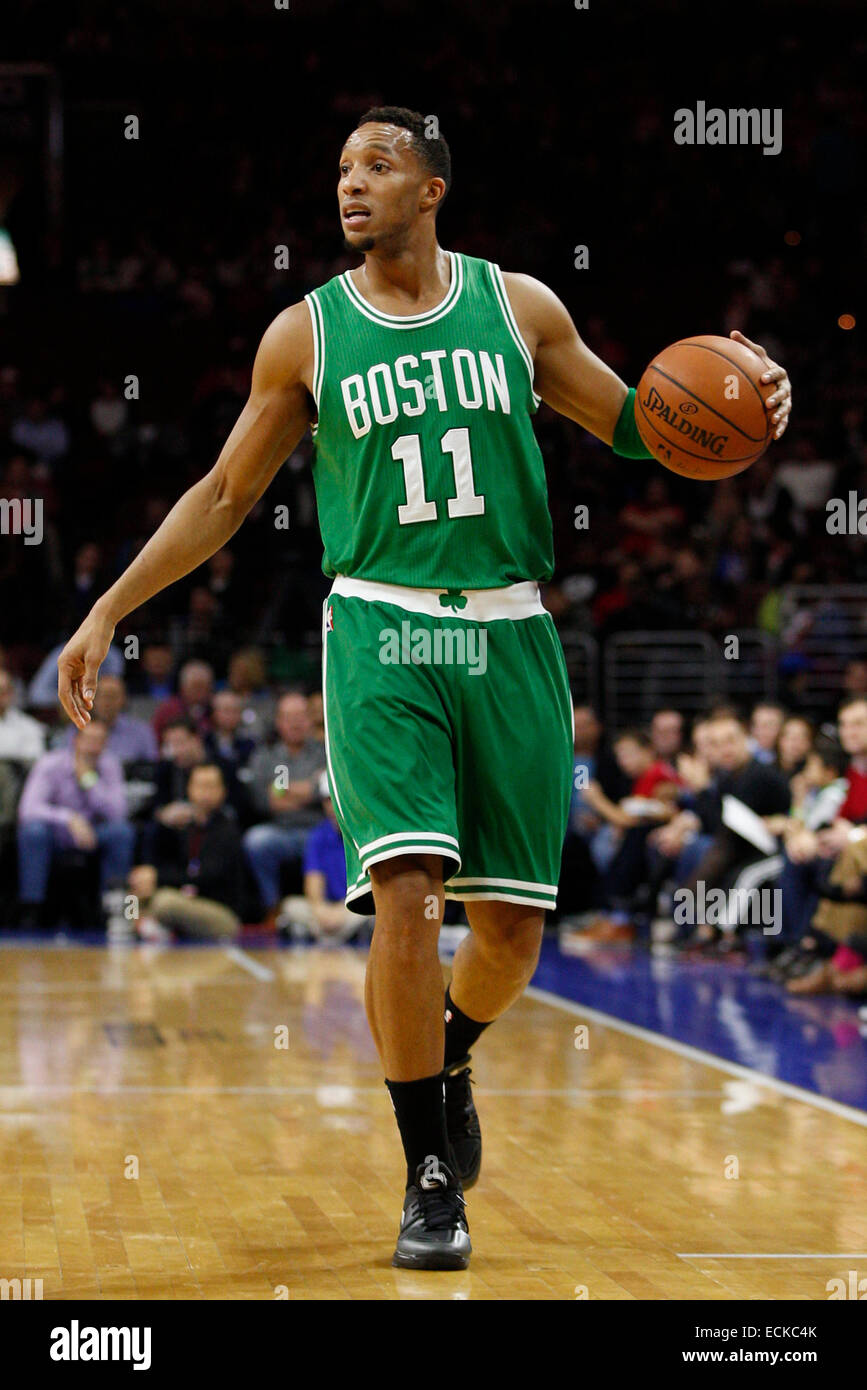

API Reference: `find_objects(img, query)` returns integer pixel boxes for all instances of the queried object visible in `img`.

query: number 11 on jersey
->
[393,428,486,525]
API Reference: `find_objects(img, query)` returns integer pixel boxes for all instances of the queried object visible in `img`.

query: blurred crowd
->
[559,690,867,998]
[0,658,363,942]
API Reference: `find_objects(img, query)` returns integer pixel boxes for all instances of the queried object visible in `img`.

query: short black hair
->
[839,694,867,715]
[357,105,451,198]
[810,735,849,778]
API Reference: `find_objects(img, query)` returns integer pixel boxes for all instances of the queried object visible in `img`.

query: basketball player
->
[57,107,791,1271]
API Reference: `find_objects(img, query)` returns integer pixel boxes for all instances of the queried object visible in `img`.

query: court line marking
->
[222,947,275,981]
[524,984,867,1130]
[678,1253,867,1260]
[0,1085,730,1097]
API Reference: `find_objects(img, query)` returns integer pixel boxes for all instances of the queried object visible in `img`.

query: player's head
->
[338,106,451,256]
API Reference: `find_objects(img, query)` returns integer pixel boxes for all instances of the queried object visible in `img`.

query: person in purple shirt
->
[17,718,135,927]
[62,673,157,764]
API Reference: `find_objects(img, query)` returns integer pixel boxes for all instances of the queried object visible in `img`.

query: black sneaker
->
[392,1160,471,1271]
[444,1056,482,1189]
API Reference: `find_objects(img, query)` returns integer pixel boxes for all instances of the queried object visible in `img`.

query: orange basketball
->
[635,335,773,480]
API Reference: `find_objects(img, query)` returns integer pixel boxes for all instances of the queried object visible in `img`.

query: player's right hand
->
[57,608,116,729]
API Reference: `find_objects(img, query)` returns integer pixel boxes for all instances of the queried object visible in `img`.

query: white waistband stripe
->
[330,575,546,622]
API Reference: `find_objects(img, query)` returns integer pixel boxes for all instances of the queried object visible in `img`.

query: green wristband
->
[613,387,653,460]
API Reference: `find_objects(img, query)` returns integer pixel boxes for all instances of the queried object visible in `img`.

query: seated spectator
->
[149,718,207,817]
[646,716,721,919]
[678,710,792,949]
[766,736,850,842]
[243,692,327,921]
[582,728,681,831]
[10,395,69,468]
[152,659,214,743]
[0,670,46,764]
[225,646,273,740]
[126,641,175,702]
[650,707,685,764]
[279,774,360,943]
[775,714,813,786]
[774,697,867,964]
[570,728,682,944]
[204,690,257,774]
[17,719,135,929]
[128,763,244,941]
[748,702,787,764]
[62,673,157,763]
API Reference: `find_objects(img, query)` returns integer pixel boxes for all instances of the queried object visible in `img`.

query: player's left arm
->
[501,274,792,445]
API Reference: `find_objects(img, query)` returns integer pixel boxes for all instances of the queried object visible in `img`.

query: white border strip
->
[489,263,541,406]
[223,947,274,981]
[524,984,867,1130]
[678,1252,867,1260]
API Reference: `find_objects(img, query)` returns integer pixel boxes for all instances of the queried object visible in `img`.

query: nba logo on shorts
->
[326,605,334,632]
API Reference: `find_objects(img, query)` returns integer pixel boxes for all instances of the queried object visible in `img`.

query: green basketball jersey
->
[304,251,554,590]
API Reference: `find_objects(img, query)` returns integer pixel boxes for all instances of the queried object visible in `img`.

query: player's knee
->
[476,911,544,971]
[369,853,443,925]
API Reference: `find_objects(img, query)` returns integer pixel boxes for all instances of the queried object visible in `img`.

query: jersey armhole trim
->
[305,291,326,434]
[489,263,542,408]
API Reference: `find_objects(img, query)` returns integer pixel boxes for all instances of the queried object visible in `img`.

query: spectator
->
[679,711,791,950]
[148,718,207,823]
[775,715,814,793]
[10,396,69,468]
[749,703,787,764]
[89,378,129,445]
[572,729,682,944]
[152,659,214,743]
[0,670,46,764]
[62,673,157,763]
[279,773,359,942]
[17,719,135,928]
[843,660,867,700]
[243,692,327,920]
[773,698,867,969]
[650,708,685,763]
[129,763,244,941]
[204,690,257,772]
[126,641,175,701]
[226,646,273,739]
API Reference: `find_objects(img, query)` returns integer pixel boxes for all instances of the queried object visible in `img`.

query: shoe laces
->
[417,1170,465,1231]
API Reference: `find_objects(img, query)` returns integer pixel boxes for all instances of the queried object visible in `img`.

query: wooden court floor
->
[1,941,866,1301]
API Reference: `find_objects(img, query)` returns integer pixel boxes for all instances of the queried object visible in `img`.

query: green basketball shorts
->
[321,575,574,916]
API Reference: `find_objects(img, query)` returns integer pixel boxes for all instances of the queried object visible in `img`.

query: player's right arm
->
[57,303,315,728]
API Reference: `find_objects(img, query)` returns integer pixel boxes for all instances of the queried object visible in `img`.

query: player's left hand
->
[730,330,792,440]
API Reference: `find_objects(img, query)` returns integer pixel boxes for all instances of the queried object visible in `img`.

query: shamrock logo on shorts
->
[439,589,467,612]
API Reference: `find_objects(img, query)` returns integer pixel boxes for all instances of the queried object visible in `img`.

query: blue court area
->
[532,936,867,1114]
